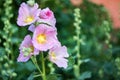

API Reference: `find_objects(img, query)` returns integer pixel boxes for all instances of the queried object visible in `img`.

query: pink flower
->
[17,3,40,26]
[28,24,35,32]
[32,24,59,51]
[38,8,56,27]
[17,35,39,62]
[49,46,69,68]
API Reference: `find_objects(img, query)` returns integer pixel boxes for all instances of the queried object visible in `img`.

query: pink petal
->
[17,52,31,62]
[54,58,68,68]
[19,35,32,50]
[28,24,35,32]
[32,24,58,51]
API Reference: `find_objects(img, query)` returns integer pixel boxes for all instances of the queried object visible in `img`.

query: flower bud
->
[1,70,6,75]
[9,60,13,64]
[27,0,35,6]
[3,55,8,59]
[4,63,9,68]
[12,72,17,77]
[0,57,3,62]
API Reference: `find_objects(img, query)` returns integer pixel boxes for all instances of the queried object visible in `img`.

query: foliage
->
[0,0,120,80]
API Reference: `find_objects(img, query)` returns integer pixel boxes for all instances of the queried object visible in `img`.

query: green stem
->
[31,56,42,75]
[41,52,46,80]
[34,74,41,78]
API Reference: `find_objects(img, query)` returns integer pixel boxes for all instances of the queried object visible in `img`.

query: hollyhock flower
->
[17,2,40,26]
[17,35,39,62]
[38,8,56,27]
[32,24,59,51]
[28,24,35,32]
[48,46,69,68]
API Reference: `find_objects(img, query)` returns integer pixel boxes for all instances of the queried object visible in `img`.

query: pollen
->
[24,16,34,23]
[51,52,56,60]
[37,34,46,44]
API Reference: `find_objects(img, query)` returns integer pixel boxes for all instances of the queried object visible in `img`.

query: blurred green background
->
[0,0,120,80]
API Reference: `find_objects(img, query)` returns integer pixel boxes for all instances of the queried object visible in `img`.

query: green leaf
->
[46,74,58,80]
[79,71,92,80]
[27,72,34,80]
[68,56,75,67]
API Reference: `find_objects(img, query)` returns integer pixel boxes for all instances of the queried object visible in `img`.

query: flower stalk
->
[31,56,42,75]
[31,52,46,80]
[73,8,82,78]
[41,52,46,80]
[17,1,69,80]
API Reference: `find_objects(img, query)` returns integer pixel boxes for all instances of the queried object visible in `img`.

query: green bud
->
[5,48,10,53]
[105,40,109,44]
[3,42,6,46]
[73,36,78,40]
[115,58,120,62]
[3,55,8,59]
[0,57,3,62]
[78,20,82,24]
[74,46,78,51]
[27,0,35,6]
[7,0,12,4]
[3,35,7,39]
[98,69,103,78]
[9,60,13,64]
[4,63,9,68]
[12,72,17,77]
[24,52,30,57]
[8,38,11,42]
[48,63,55,73]
[7,69,11,74]
[75,18,79,22]
[78,60,82,65]
[1,70,6,75]
[22,47,32,57]
[73,23,77,27]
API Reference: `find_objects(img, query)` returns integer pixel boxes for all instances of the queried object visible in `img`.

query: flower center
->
[50,52,56,60]
[22,46,34,57]
[24,16,34,23]
[37,34,46,44]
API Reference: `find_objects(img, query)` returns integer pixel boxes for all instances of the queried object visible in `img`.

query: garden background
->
[0,0,120,80]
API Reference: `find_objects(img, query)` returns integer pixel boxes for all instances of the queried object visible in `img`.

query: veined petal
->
[17,52,31,62]
[32,24,58,51]
[28,24,35,32]
[38,7,56,27]
[18,35,40,62]
[17,2,40,26]
[49,46,69,68]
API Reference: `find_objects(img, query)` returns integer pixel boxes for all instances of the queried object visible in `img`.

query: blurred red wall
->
[70,0,120,29]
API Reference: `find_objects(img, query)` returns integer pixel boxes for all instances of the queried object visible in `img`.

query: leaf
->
[25,61,36,71]
[68,56,75,67]
[27,72,34,80]
[46,74,58,80]
[81,59,90,63]
[79,71,92,80]
[17,61,36,71]
[11,37,21,44]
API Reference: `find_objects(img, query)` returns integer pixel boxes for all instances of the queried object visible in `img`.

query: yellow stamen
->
[51,52,56,60]
[24,16,34,23]
[30,46,34,53]
[37,34,46,44]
